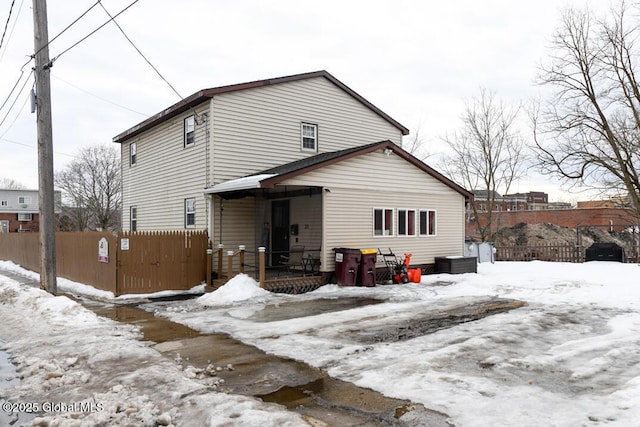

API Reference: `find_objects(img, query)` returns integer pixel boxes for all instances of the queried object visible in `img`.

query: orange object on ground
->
[408,268,421,283]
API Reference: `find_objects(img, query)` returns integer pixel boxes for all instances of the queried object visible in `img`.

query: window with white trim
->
[397,209,416,236]
[184,116,195,147]
[1,200,7,207]
[301,123,317,152]
[373,208,393,236]
[419,210,437,236]
[130,206,137,232]
[17,213,33,221]
[18,196,31,204]
[185,198,196,228]
[130,142,137,165]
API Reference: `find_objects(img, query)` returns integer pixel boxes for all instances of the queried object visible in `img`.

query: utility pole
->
[32,0,57,295]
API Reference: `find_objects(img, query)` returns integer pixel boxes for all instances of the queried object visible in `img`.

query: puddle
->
[353,298,526,343]
[249,297,385,322]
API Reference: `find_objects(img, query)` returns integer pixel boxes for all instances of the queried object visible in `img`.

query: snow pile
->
[198,273,269,306]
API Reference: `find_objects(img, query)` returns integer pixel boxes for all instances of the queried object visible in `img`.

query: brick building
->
[0,188,62,232]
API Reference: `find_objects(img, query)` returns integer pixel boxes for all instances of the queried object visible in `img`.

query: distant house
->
[113,70,471,276]
[0,188,62,232]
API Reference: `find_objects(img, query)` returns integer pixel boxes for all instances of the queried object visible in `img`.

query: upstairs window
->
[130,142,137,165]
[373,208,393,236]
[1,200,7,207]
[185,198,196,228]
[301,123,317,152]
[184,116,195,147]
[18,196,31,204]
[130,206,137,232]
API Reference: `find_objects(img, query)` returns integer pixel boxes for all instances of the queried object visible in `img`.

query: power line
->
[52,73,149,117]
[0,136,77,158]
[98,0,183,100]
[50,0,141,65]
[0,0,24,62]
[0,68,32,130]
[0,80,30,140]
[0,0,16,52]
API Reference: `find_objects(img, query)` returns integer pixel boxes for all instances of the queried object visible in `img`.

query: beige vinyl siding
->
[121,105,210,231]
[279,150,465,271]
[213,197,257,268]
[210,76,403,184]
[285,194,322,251]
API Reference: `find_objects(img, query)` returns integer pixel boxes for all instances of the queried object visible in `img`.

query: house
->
[0,188,62,232]
[113,70,471,280]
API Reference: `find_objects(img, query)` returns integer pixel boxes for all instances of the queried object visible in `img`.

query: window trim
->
[301,122,318,152]
[419,209,437,237]
[185,198,196,229]
[130,142,137,166]
[373,207,394,237]
[130,206,137,232]
[184,115,195,148]
[0,200,7,207]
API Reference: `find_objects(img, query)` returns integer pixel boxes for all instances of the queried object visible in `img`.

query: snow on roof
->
[203,174,277,194]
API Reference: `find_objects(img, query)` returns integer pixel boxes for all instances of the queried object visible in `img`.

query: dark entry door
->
[271,200,290,265]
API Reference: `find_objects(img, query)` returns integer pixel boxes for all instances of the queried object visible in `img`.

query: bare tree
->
[441,88,527,241]
[0,178,26,189]
[55,145,121,231]
[533,2,640,215]
[402,126,431,161]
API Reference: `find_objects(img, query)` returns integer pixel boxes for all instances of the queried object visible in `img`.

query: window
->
[373,208,393,236]
[18,196,31,204]
[130,206,137,232]
[397,209,416,236]
[301,123,317,152]
[17,213,33,221]
[1,200,7,207]
[184,116,195,147]
[185,198,196,228]
[419,210,437,236]
[130,142,137,165]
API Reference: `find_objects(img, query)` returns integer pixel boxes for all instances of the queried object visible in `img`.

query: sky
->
[2,259,640,426]
[0,0,613,203]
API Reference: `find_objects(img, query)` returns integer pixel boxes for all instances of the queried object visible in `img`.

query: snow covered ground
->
[2,259,640,426]
[156,262,640,427]
[0,261,307,427]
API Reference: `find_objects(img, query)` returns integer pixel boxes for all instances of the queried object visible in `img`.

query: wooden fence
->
[0,231,208,296]
[495,244,585,263]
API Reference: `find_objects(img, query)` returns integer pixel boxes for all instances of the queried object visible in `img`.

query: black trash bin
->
[333,248,361,286]
[585,242,625,262]
[358,249,378,287]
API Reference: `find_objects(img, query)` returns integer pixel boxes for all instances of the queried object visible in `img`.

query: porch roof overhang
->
[203,174,277,195]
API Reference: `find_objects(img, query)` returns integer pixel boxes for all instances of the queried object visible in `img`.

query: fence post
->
[217,243,224,278]
[227,250,234,280]
[258,247,265,288]
[239,245,245,274]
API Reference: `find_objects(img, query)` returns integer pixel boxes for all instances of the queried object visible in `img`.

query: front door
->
[271,200,290,265]
[0,220,8,233]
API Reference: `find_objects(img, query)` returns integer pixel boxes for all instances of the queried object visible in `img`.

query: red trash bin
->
[358,249,378,287]
[333,248,361,286]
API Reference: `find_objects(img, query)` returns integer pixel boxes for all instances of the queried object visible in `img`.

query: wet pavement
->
[84,300,450,426]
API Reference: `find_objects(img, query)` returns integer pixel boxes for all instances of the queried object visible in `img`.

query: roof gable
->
[113,71,409,143]
[205,141,472,199]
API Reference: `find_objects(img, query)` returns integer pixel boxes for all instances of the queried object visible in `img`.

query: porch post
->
[258,246,265,288]
[217,243,224,278]
[227,250,234,280]
[239,245,246,273]
[206,242,213,290]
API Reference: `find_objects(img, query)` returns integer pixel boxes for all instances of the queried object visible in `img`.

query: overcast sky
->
[0,0,611,202]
